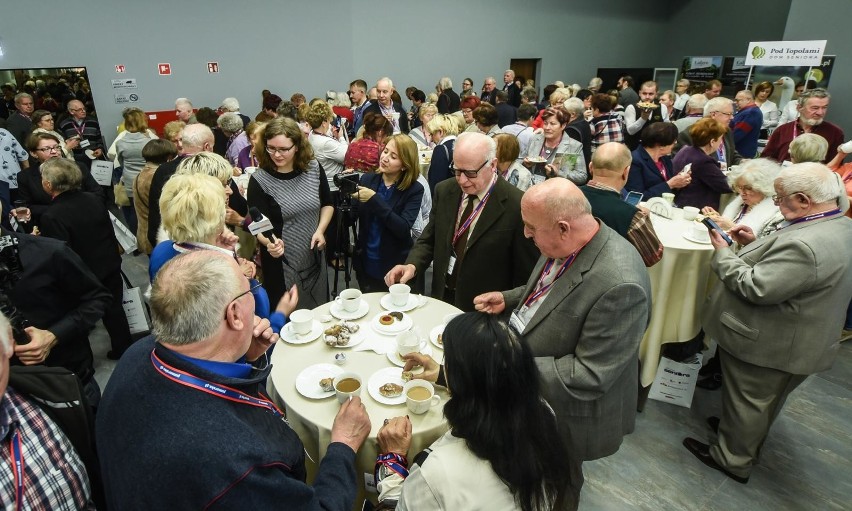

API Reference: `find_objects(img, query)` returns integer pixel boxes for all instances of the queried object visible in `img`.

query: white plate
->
[325,328,366,349]
[280,320,323,344]
[379,294,419,312]
[295,363,344,399]
[370,312,413,336]
[329,300,370,320]
[367,367,407,405]
[682,231,712,245]
[386,343,432,367]
[429,324,446,350]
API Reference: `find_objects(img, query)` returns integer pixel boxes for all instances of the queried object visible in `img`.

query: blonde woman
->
[425,114,460,191]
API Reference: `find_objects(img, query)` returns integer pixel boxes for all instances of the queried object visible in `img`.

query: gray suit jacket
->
[502,223,652,461]
[703,213,852,375]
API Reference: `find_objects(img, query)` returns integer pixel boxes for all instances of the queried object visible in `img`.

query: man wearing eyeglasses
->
[57,100,105,169]
[675,97,744,168]
[385,132,538,312]
[762,88,844,164]
[97,250,371,510]
[684,163,852,485]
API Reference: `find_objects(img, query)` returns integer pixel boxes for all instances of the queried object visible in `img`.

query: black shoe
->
[106,350,123,361]
[707,416,720,433]
[682,437,749,484]
[697,373,722,390]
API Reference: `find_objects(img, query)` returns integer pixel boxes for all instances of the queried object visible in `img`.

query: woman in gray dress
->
[248,117,333,308]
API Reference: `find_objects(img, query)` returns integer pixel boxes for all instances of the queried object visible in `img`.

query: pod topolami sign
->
[745,40,826,66]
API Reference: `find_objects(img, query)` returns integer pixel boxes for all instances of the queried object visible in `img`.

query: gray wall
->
[4,0,830,146]
[784,0,851,136]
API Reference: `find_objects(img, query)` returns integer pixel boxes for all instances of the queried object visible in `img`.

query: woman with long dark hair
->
[375,313,577,510]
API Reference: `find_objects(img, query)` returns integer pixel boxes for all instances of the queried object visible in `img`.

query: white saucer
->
[386,343,433,367]
[429,324,446,349]
[370,312,413,336]
[329,300,370,320]
[327,330,366,349]
[682,231,712,245]
[295,363,343,399]
[379,293,419,312]
[367,367,407,405]
[280,320,323,344]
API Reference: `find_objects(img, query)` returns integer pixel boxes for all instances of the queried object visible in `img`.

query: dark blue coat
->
[427,138,455,195]
[626,146,675,200]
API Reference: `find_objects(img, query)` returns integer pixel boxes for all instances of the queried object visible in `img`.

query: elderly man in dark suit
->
[38,158,132,360]
[684,163,852,484]
[385,132,538,312]
[473,178,652,503]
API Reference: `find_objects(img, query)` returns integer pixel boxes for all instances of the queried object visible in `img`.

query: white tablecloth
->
[267,292,461,504]
[639,208,716,386]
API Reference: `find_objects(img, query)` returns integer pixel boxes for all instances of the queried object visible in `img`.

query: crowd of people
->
[0,68,851,510]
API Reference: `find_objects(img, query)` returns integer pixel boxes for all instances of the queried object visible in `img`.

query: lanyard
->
[10,430,24,511]
[524,254,577,307]
[785,208,841,227]
[451,174,497,246]
[734,204,748,223]
[71,121,86,137]
[150,350,284,418]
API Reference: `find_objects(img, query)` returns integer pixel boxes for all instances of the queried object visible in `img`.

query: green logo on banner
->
[751,46,766,59]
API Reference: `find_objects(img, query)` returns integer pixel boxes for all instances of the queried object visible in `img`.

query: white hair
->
[216,112,243,133]
[686,94,708,111]
[778,163,843,204]
[727,158,780,197]
[704,97,732,116]
[439,77,453,89]
[175,97,193,108]
[377,77,394,89]
[0,313,11,357]
[588,77,602,89]
[505,70,515,79]
[457,131,497,163]
[562,97,585,117]
[220,97,240,112]
[181,123,214,151]
[327,91,351,108]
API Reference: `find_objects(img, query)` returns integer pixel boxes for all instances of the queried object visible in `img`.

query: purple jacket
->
[671,145,732,210]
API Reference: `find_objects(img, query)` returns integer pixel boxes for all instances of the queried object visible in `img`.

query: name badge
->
[79,139,91,148]
[446,254,456,275]
[509,310,526,334]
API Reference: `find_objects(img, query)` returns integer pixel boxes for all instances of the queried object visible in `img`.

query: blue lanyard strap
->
[786,208,841,227]
[150,350,283,418]
[375,452,409,480]
[10,430,24,511]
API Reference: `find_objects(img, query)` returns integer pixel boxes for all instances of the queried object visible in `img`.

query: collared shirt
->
[0,388,93,510]
[171,353,254,379]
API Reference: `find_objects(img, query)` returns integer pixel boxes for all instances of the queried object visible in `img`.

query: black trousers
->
[101,270,133,355]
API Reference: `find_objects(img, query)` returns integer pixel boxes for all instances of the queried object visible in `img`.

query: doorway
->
[509,58,540,89]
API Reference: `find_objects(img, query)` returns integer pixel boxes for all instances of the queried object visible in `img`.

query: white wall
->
[0,0,807,145]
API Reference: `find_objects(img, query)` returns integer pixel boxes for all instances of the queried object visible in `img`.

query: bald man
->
[58,99,105,167]
[363,77,409,134]
[473,178,652,502]
[581,142,663,266]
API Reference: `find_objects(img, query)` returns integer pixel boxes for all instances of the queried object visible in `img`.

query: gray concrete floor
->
[94,253,852,510]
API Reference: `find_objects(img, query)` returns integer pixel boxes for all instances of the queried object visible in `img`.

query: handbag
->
[121,270,150,335]
[114,181,131,206]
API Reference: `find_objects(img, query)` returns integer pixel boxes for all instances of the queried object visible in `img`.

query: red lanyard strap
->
[10,430,24,511]
[452,174,497,246]
[524,255,577,307]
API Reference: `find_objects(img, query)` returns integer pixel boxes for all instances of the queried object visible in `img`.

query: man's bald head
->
[590,142,632,179]
[524,178,591,224]
[181,123,215,153]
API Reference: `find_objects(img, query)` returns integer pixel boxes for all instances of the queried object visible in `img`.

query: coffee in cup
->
[289,309,314,335]
[389,283,410,307]
[336,288,362,313]
[404,380,441,414]
[333,372,362,403]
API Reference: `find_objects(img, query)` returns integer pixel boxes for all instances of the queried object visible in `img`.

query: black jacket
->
[437,89,460,114]
[146,155,187,247]
[17,161,104,227]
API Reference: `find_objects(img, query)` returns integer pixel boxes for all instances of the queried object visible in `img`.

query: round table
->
[639,207,716,387]
[267,292,461,505]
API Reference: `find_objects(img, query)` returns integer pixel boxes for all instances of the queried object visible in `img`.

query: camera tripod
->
[330,196,359,298]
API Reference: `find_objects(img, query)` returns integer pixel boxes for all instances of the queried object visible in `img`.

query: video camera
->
[0,235,30,344]
[334,170,360,196]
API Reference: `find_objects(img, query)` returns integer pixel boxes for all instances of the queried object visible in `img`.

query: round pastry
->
[401,371,414,382]
[319,378,335,392]
[379,383,404,398]
[379,315,395,325]
[389,311,404,321]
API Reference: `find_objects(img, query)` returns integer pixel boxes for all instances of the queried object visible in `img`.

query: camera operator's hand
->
[15,327,58,365]
[310,231,326,250]
[352,185,375,203]
[385,264,416,287]
[258,233,285,258]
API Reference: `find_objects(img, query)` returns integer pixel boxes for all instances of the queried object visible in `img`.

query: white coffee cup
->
[389,283,410,307]
[336,288,362,313]
[690,223,711,243]
[404,380,441,415]
[333,372,362,404]
[396,331,421,357]
[289,309,314,335]
[662,192,675,205]
[682,206,700,221]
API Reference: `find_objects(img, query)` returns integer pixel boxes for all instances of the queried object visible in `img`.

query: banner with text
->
[745,40,826,66]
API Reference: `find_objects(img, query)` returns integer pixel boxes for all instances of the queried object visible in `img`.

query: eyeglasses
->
[266,145,294,155]
[772,192,804,205]
[714,111,734,117]
[450,160,489,178]
[35,145,61,153]
[223,280,261,319]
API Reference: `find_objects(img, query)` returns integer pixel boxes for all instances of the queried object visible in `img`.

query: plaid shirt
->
[590,113,625,150]
[0,388,93,511]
